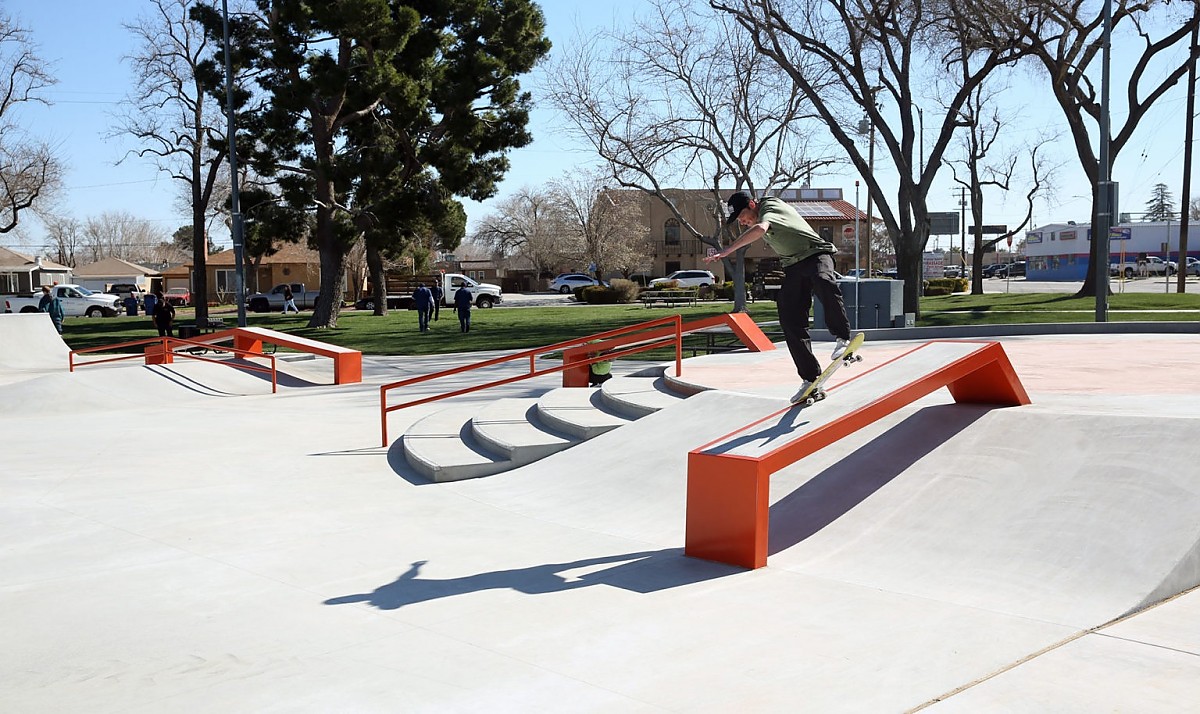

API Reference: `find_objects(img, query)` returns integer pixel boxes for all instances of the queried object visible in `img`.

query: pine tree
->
[1144,183,1176,221]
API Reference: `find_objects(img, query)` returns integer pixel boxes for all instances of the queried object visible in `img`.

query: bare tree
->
[43,215,83,267]
[0,12,62,234]
[548,169,651,280]
[544,0,833,312]
[710,0,1031,316]
[472,188,573,279]
[943,83,1059,294]
[993,0,1200,297]
[116,0,249,324]
[81,211,169,264]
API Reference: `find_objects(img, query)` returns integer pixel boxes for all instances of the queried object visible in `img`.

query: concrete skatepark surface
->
[2,311,1200,712]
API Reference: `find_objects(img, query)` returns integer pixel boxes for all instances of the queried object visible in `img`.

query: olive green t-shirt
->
[757,196,837,266]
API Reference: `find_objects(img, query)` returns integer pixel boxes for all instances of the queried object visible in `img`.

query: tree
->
[472,188,572,278]
[43,215,83,267]
[991,0,1200,297]
[710,0,1031,316]
[1191,196,1200,220]
[81,211,169,263]
[545,0,833,312]
[0,12,62,234]
[119,0,266,325]
[1143,182,1176,220]
[208,0,551,328]
[548,169,651,280]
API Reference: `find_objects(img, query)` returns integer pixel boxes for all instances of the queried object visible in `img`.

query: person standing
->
[705,190,853,403]
[38,286,65,334]
[282,284,299,314]
[413,283,434,332]
[453,283,472,333]
[152,290,175,337]
[430,282,443,321]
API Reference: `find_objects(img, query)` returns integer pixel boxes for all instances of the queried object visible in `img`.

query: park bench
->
[639,289,699,308]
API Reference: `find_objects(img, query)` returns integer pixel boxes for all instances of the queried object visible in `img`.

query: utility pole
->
[1095,0,1114,321]
[959,186,967,274]
[1177,14,1197,294]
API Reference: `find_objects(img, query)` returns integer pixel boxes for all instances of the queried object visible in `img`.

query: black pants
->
[776,253,851,381]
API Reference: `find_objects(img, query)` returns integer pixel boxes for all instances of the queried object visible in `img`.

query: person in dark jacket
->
[430,283,443,321]
[152,290,175,337]
[453,284,472,333]
[413,283,434,332]
[38,286,65,334]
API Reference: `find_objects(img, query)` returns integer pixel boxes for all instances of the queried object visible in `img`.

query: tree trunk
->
[366,242,386,315]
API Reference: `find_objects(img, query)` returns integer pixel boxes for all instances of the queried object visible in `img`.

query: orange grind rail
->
[683,341,1030,570]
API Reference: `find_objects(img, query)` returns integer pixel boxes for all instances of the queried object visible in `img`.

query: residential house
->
[0,247,72,294]
[201,242,355,305]
[72,257,161,294]
[614,187,871,280]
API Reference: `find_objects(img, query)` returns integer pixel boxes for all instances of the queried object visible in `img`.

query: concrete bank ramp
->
[0,312,70,372]
[452,389,1200,631]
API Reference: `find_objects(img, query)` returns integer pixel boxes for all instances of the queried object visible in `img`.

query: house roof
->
[73,256,159,276]
[204,241,320,266]
[0,246,71,271]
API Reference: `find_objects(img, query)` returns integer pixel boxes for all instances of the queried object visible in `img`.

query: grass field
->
[55,292,1200,356]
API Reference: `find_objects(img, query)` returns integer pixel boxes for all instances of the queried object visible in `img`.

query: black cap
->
[725,191,752,225]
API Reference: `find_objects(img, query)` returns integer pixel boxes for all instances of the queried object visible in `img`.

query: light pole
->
[1095,0,1114,322]
[853,181,861,330]
[221,0,246,327]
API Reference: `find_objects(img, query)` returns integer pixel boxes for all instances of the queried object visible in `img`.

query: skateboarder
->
[705,190,853,402]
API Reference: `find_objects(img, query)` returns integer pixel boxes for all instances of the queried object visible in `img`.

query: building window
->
[819,226,834,242]
[665,260,681,274]
[664,219,681,245]
[215,269,235,296]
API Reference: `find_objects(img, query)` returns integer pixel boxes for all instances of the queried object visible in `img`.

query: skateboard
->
[791,332,866,406]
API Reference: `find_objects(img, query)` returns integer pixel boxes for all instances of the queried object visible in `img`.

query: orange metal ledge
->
[684,341,1030,569]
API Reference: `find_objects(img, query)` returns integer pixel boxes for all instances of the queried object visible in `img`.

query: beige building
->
[617,187,871,280]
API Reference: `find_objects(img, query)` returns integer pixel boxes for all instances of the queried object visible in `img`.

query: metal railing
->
[379,314,684,446]
[69,335,278,393]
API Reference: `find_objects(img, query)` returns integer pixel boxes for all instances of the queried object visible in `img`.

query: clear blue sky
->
[5,0,1196,255]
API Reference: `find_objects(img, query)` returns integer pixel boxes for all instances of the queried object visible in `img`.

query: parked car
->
[648,269,717,289]
[4,284,121,317]
[163,287,191,306]
[548,273,600,294]
[994,261,1027,279]
[980,263,1006,278]
[1188,257,1200,277]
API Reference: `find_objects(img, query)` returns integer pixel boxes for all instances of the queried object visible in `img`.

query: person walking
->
[704,190,853,403]
[152,290,176,337]
[431,282,443,321]
[413,283,434,332]
[453,284,472,333]
[38,286,65,334]
[282,284,299,314]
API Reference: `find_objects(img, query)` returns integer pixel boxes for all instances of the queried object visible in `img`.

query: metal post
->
[853,181,860,331]
[221,0,246,328]
[1095,0,1113,321]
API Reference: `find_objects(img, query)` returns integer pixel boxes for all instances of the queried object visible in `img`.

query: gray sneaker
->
[831,337,851,360]
[790,379,817,404]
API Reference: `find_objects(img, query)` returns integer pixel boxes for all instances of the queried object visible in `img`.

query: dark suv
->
[995,261,1026,279]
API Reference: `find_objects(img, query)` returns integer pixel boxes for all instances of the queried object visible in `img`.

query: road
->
[981,274,1200,294]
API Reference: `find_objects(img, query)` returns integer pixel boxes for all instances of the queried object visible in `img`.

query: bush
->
[609,279,640,303]
[713,281,736,300]
[580,285,621,304]
[924,277,967,296]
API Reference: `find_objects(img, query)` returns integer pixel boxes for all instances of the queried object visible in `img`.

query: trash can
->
[123,296,139,316]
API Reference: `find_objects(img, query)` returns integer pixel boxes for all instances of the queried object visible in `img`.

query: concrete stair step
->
[599,375,687,418]
[470,398,579,464]
[535,386,635,440]
[402,405,512,483]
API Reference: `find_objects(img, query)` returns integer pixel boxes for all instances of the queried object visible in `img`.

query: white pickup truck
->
[1110,256,1176,278]
[4,284,122,317]
[244,283,322,312]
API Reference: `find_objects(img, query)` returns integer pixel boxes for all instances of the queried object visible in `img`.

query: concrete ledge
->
[809,321,1200,343]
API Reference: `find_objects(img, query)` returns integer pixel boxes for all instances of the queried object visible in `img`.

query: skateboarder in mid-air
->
[705,191,855,403]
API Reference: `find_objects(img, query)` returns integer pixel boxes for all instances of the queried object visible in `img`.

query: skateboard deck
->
[791,332,866,406]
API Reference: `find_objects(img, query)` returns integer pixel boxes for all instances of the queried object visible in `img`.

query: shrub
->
[713,281,736,300]
[580,285,621,304]
[609,279,640,303]
[924,277,967,296]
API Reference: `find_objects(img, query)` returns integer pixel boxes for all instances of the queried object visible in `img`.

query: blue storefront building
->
[1025,221,1200,280]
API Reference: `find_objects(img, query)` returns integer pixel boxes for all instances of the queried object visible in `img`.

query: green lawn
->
[57,292,1200,357]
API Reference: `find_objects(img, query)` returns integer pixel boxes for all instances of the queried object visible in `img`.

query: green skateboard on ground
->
[791,332,866,406]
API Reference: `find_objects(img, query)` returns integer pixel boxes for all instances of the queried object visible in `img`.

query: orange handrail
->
[379,314,684,446]
[69,336,278,393]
